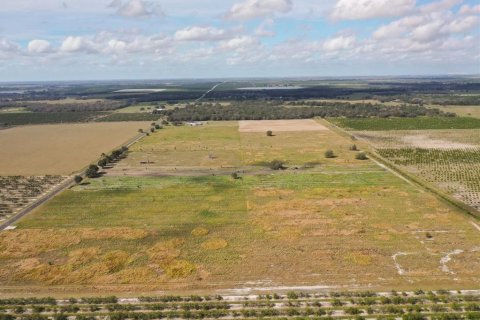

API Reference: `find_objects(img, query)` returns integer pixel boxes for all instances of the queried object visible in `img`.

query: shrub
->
[266,130,273,136]
[356,152,368,160]
[350,144,358,151]
[85,165,99,178]
[74,175,83,184]
[268,160,286,170]
[324,150,335,158]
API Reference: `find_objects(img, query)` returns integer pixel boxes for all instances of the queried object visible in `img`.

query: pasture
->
[111,120,369,176]
[1,120,479,295]
[0,122,150,175]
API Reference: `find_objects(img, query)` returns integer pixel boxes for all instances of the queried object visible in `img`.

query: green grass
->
[331,117,480,130]
[6,169,480,291]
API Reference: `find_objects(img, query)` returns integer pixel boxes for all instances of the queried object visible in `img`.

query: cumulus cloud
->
[323,35,356,51]
[459,4,480,15]
[255,19,276,37]
[219,36,260,52]
[225,0,292,20]
[174,26,230,41]
[331,0,415,20]
[60,36,95,53]
[27,39,52,54]
[109,0,164,18]
[0,38,20,59]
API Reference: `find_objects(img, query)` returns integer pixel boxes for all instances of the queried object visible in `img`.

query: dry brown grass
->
[0,228,148,258]
[191,227,209,236]
[0,122,150,175]
[201,238,228,250]
[239,119,328,132]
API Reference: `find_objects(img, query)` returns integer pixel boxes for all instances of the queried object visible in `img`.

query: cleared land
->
[352,129,480,210]
[0,122,150,175]
[437,105,480,118]
[1,121,479,295]
[108,120,367,176]
[238,119,328,132]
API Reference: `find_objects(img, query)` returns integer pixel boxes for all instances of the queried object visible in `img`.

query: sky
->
[0,0,479,81]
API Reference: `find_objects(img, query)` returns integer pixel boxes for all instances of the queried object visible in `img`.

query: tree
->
[150,127,155,133]
[231,172,239,179]
[266,130,273,136]
[138,129,144,133]
[350,144,358,151]
[85,164,99,178]
[324,150,335,158]
[98,158,108,168]
[155,124,161,129]
[74,175,83,184]
[356,152,368,160]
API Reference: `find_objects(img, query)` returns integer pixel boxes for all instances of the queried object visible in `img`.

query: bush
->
[356,152,368,160]
[266,130,273,136]
[85,165,99,178]
[324,150,335,158]
[74,175,83,184]
[350,144,358,151]
[268,160,286,170]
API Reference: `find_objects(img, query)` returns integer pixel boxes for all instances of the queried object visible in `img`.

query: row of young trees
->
[74,146,129,183]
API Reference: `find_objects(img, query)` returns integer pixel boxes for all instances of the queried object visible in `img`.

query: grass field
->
[0,122,150,175]
[437,105,480,118]
[1,120,479,295]
[331,117,480,131]
[114,120,368,174]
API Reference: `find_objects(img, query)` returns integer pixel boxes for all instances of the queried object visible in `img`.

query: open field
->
[108,120,370,175]
[1,171,479,294]
[437,105,480,118]
[331,117,480,131]
[0,122,150,175]
[238,119,328,132]
[1,120,479,296]
[353,129,480,210]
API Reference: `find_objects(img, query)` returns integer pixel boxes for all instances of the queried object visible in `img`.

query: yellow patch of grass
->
[0,228,149,258]
[201,238,228,250]
[102,251,131,273]
[191,227,209,237]
[68,247,101,266]
[345,251,373,266]
[165,260,196,278]
[147,238,184,265]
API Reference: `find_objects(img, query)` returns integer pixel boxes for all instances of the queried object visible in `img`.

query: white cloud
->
[0,38,20,59]
[331,0,415,20]
[255,19,276,37]
[459,4,480,15]
[219,36,259,52]
[60,36,95,53]
[174,26,230,41]
[110,0,164,18]
[27,39,51,54]
[225,0,292,20]
[323,35,356,51]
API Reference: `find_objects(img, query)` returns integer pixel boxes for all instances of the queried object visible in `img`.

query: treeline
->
[165,101,450,122]
[0,100,131,112]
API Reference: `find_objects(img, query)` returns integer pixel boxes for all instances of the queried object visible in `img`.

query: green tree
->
[324,150,335,158]
[266,130,273,136]
[98,158,108,168]
[74,175,83,184]
[356,152,368,160]
[85,165,99,178]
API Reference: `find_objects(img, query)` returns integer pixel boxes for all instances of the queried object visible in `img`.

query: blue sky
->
[0,0,479,81]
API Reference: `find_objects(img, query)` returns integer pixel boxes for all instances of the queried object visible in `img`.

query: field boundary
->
[324,118,480,220]
[0,128,151,231]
